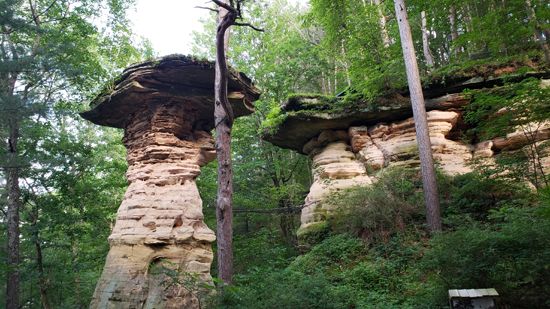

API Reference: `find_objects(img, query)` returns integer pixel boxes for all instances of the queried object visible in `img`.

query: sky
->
[128,0,308,56]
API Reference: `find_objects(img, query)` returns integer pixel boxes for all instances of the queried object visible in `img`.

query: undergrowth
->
[206,167,550,309]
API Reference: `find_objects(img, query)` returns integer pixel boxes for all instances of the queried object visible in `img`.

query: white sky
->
[129,0,308,56]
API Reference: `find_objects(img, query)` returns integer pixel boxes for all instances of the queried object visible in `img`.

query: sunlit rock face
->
[90,103,216,308]
[263,69,550,240]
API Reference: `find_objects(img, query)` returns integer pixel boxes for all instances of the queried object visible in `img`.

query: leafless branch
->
[39,0,58,16]
[195,6,219,13]
[211,0,236,13]
[234,22,264,32]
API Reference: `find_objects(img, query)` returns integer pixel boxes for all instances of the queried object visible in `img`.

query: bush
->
[296,221,330,249]
[441,172,534,228]
[422,203,550,308]
[326,167,425,242]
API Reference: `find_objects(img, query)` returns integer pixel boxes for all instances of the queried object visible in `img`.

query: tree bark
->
[214,0,236,285]
[394,0,442,233]
[449,5,460,57]
[373,0,391,48]
[525,0,550,63]
[30,205,51,309]
[421,11,435,68]
[6,118,21,309]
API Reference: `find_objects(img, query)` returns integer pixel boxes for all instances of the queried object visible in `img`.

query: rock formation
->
[263,70,550,239]
[80,55,260,308]
[299,140,372,237]
[349,110,473,175]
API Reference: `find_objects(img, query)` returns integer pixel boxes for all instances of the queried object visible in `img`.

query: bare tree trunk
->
[525,0,550,63]
[394,0,442,233]
[6,114,20,309]
[449,5,459,41]
[449,5,460,57]
[421,11,435,68]
[215,0,236,285]
[341,42,352,87]
[373,0,391,47]
[30,206,51,309]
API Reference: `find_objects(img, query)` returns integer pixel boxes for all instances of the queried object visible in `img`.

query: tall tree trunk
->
[449,5,460,57]
[373,0,391,47]
[6,118,21,309]
[341,42,352,87]
[525,0,550,63]
[421,11,435,68]
[449,5,459,41]
[394,0,442,233]
[215,0,236,285]
[30,206,51,309]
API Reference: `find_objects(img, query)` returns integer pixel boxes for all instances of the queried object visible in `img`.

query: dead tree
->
[201,0,263,285]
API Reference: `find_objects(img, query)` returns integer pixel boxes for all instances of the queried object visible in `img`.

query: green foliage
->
[0,0,150,306]
[208,166,550,309]
[259,104,287,134]
[441,172,534,228]
[423,203,550,308]
[296,221,330,249]
[327,167,424,242]
[463,78,549,141]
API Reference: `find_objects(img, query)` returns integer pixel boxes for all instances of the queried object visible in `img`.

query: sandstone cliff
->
[263,68,550,239]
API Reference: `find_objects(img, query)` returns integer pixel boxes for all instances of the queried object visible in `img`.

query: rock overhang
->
[262,68,550,154]
[80,54,261,130]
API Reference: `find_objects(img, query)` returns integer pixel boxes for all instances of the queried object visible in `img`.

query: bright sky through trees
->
[129,0,308,55]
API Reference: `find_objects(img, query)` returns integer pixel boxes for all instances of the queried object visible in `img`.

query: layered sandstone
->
[262,73,550,238]
[349,111,473,175]
[299,140,372,235]
[81,55,259,308]
[91,103,216,308]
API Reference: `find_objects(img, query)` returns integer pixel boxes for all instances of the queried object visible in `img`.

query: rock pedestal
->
[90,103,216,308]
[80,55,260,308]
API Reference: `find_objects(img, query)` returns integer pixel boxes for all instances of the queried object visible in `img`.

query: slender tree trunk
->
[449,5,460,57]
[6,118,21,309]
[449,5,459,42]
[525,0,550,63]
[421,11,435,68]
[373,0,391,47]
[394,0,442,233]
[341,42,352,87]
[30,206,51,309]
[215,0,236,285]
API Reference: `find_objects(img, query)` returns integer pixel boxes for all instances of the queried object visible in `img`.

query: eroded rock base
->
[90,102,216,308]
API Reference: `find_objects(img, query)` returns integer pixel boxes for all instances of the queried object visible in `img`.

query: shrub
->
[326,167,425,242]
[441,172,534,228]
[422,203,550,308]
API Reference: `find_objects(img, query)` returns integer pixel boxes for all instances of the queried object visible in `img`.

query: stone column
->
[90,102,216,308]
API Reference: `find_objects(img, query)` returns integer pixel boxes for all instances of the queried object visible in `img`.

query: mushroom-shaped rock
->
[264,70,549,243]
[82,55,260,309]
